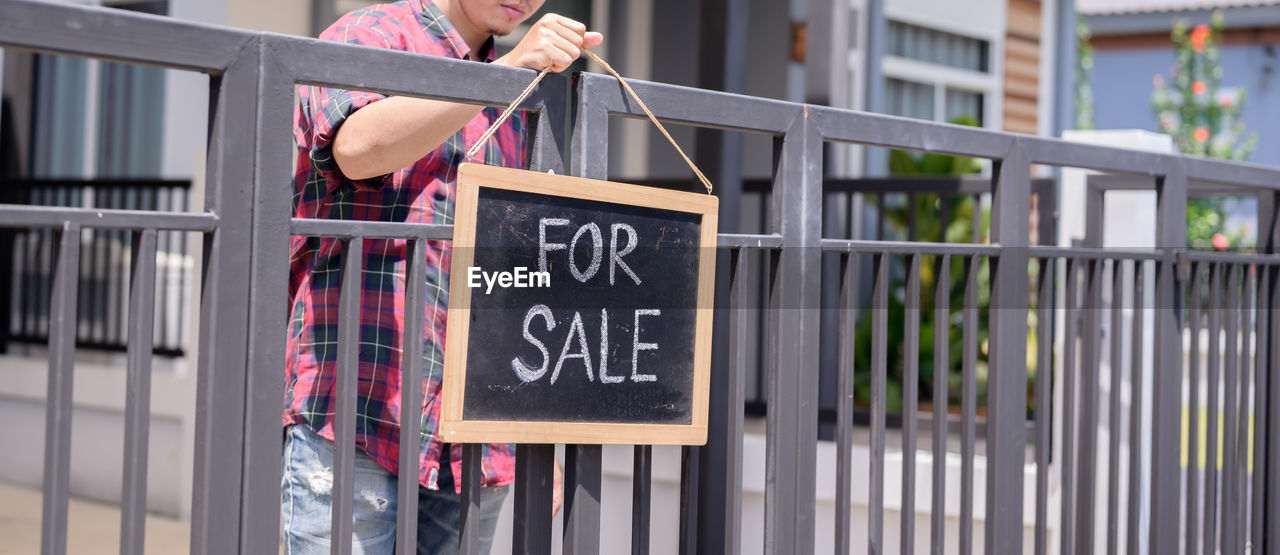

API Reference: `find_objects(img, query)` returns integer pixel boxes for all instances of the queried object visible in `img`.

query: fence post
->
[238,36,295,553]
[188,37,259,555]
[763,107,821,555]
[1258,191,1280,555]
[1150,161,1188,555]
[985,139,1030,554]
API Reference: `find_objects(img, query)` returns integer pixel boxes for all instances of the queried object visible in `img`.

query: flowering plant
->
[1149,11,1256,160]
[1150,11,1256,250]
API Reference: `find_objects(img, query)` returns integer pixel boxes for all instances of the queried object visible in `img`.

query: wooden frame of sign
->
[440,163,718,445]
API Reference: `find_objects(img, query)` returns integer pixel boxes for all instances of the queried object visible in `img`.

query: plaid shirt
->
[286,0,522,492]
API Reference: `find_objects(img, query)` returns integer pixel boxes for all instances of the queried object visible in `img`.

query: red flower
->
[1191,24,1210,52]
[1192,81,1206,95]
[1194,127,1210,143]
[1212,233,1229,250]
[1220,95,1233,108]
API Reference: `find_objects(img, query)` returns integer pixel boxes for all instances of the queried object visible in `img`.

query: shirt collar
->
[416,0,497,62]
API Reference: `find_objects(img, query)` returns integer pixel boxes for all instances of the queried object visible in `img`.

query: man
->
[284,1,601,552]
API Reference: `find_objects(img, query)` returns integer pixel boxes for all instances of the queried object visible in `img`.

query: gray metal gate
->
[3,1,1280,553]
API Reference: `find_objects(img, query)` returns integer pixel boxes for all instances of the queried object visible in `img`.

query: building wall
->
[1003,0,1040,134]
[1090,42,1280,166]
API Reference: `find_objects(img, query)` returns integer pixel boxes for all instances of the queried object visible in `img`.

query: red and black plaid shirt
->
[286,0,522,491]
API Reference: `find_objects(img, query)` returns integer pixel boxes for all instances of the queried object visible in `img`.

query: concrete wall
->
[0,351,197,518]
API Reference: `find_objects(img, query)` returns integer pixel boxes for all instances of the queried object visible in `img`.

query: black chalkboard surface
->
[441,164,718,445]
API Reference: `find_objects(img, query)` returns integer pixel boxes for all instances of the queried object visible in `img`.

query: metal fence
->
[1,179,193,355]
[3,1,1280,554]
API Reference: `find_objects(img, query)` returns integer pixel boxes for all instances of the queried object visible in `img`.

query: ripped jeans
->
[280,424,509,554]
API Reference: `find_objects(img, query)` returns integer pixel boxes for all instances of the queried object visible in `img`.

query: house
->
[1081,0,1280,166]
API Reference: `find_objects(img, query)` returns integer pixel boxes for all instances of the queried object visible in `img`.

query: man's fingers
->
[545,33,581,67]
[546,21,585,48]
[582,31,604,49]
[548,13,587,35]
[545,35,577,71]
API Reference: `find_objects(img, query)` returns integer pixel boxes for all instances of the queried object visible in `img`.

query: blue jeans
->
[280,424,509,554]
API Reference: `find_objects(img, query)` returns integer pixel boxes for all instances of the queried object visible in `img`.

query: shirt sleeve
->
[297,15,401,192]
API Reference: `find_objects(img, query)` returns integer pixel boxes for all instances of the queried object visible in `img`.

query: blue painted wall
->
[1090,43,1279,166]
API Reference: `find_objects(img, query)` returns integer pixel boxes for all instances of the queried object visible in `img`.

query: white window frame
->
[871,12,1003,131]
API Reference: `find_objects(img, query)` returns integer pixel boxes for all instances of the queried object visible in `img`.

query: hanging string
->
[466,67,552,161]
[579,49,712,195]
[466,49,714,195]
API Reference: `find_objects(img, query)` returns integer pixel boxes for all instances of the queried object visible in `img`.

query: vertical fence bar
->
[837,252,857,555]
[1151,168,1188,555]
[907,193,918,241]
[155,191,168,349]
[1187,261,1203,555]
[397,237,427,555]
[330,237,362,555]
[1034,257,1053,555]
[1250,264,1267,554]
[76,225,90,341]
[120,228,157,555]
[567,74,608,555]
[986,141,1031,554]
[960,254,980,555]
[932,255,951,555]
[513,444,556,554]
[1207,262,1223,554]
[40,223,80,555]
[1235,265,1252,555]
[876,194,886,240]
[459,443,484,555]
[970,194,982,243]
[724,248,749,555]
[1061,257,1080,555]
[94,225,109,343]
[1127,260,1146,555]
[869,252,888,555]
[1264,259,1274,555]
[241,38,293,553]
[939,195,951,243]
[1107,259,1125,555]
[902,253,921,554]
[679,447,700,555]
[565,445,603,555]
[190,42,258,555]
[764,113,820,555]
[632,446,652,555]
[1077,257,1103,555]
[1262,192,1280,555]
[1223,264,1241,555]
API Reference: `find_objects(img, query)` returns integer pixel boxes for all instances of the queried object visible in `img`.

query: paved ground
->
[0,481,190,554]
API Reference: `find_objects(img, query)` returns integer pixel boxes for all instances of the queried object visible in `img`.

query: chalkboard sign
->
[441,164,718,445]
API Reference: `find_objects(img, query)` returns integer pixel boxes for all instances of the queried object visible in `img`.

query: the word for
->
[538,218,642,285]
[511,305,660,385]
[467,266,550,294]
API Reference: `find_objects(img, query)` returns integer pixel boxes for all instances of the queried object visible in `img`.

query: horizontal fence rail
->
[1,180,196,356]
[3,1,1280,554]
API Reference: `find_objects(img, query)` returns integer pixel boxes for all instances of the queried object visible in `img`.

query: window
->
[880,19,993,127]
[887,20,989,73]
[30,1,168,178]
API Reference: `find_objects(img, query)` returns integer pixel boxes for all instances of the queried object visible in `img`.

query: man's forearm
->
[331,14,602,181]
[333,96,485,181]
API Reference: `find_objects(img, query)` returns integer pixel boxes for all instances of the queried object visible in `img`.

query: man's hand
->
[495,14,603,72]
[332,13,602,181]
[552,460,564,517]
